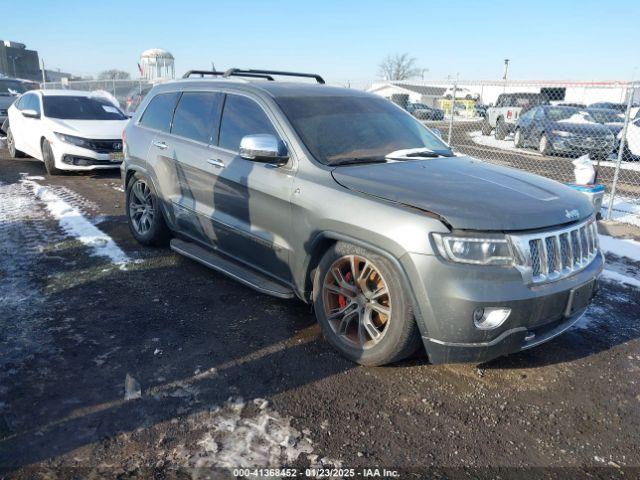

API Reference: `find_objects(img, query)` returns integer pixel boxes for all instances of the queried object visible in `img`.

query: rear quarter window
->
[139,92,180,132]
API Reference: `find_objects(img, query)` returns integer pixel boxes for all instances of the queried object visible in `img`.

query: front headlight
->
[54,132,92,149]
[432,233,514,266]
[551,130,574,137]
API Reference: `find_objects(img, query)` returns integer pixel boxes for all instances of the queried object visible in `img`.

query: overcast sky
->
[3,0,639,86]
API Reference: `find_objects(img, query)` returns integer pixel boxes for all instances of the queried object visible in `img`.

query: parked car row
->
[0,77,39,131]
[480,92,639,161]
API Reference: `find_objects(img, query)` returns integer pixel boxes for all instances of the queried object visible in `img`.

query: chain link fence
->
[41,79,155,114]
[369,80,640,227]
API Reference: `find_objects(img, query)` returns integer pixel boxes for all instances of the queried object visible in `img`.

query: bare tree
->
[378,53,420,81]
[97,69,131,80]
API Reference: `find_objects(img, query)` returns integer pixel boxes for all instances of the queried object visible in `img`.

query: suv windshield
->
[43,95,127,120]
[0,80,28,96]
[275,95,451,165]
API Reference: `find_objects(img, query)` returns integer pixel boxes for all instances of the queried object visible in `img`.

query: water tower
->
[139,48,175,80]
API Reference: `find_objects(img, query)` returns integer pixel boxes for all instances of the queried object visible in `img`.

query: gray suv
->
[122,69,603,366]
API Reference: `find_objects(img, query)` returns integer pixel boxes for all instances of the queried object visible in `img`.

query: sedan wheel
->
[6,127,25,158]
[538,134,552,156]
[322,254,391,349]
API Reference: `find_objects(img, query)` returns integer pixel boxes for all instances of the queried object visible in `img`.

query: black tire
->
[513,128,525,148]
[494,118,507,140]
[481,119,492,136]
[312,242,421,366]
[126,172,170,246]
[538,133,553,156]
[6,127,25,158]
[42,138,62,175]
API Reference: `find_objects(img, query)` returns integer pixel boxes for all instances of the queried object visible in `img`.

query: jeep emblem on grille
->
[565,209,580,219]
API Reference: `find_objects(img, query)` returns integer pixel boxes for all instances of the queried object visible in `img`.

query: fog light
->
[473,307,511,330]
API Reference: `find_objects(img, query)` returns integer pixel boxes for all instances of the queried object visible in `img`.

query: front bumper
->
[550,135,614,156]
[50,140,123,171]
[403,250,604,364]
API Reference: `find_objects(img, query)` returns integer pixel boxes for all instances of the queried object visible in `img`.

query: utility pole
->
[503,58,510,92]
[41,58,46,87]
[421,68,429,81]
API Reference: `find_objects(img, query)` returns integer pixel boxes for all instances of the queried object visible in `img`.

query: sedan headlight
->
[432,234,514,266]
[54,132,93,149]
[551,130,574,137]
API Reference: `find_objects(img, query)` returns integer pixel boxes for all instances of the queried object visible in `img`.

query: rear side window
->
[139,92,179,132]
[218,94,279,151]
[171,92,223,144]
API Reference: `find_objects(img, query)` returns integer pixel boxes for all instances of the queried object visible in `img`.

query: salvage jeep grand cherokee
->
[122,68,603,366]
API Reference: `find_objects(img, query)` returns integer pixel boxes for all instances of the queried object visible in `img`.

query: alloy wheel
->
[129,180,155,235]
[322,255,391,349]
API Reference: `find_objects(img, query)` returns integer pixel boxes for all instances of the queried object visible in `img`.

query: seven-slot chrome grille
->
[508,218,599,285]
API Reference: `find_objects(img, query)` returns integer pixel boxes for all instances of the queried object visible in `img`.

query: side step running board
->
[170,238,295,299]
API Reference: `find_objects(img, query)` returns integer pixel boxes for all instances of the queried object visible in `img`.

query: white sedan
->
[6,89,129,175]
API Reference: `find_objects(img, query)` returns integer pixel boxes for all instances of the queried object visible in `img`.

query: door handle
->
[207,158,225,168]
[152,140,168,150]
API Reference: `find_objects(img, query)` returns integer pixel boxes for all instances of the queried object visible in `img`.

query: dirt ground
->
[1,149,639,479]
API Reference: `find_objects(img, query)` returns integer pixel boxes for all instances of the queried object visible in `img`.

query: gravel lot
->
[1,147,639,479]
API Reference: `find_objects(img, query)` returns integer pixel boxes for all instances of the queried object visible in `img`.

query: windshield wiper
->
[328,156,387,166]
[385,147,454,160]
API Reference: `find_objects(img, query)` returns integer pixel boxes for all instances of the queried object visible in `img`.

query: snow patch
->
[468,130,542,156]
[187,397,321,470]
[600,269,640,289]
[599,234,640,261]
[601,194,640,227]
[21,179,130,266]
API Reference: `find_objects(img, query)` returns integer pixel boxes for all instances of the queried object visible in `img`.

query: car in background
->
[482,92,548,139]
[589,102,626,113]
[5,89,129,175]
[619,117,640,161]
[474,104,488,118]
[443,86,479,101]
[124,84,152,116]
[406,102,445,121]
[513,105,615,160]
[0,78,36,133]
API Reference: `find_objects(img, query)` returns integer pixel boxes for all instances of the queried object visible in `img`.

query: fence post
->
[606,83,635,220]
[447,82,457,144]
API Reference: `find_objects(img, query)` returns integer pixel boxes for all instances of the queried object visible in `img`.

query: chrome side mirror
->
[239,134,288,165]
[21,109,40,119]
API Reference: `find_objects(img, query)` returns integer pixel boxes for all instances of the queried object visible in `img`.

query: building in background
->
[367,83,446,108]
[139,48,175,81]
[369,80,640,107]
[0,40,40,81]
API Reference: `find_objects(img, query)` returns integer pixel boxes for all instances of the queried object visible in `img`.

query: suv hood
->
[47,118,128,139]
[331,156,593,231]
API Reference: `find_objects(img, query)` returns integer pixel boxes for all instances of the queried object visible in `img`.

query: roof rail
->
[182,70,275,81]
[222,69,325,84]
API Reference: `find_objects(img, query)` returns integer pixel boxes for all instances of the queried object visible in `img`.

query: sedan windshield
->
[43,96,127,120]
[0,80,28,96]
[275,95,451,165]
[546,107,596,123]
